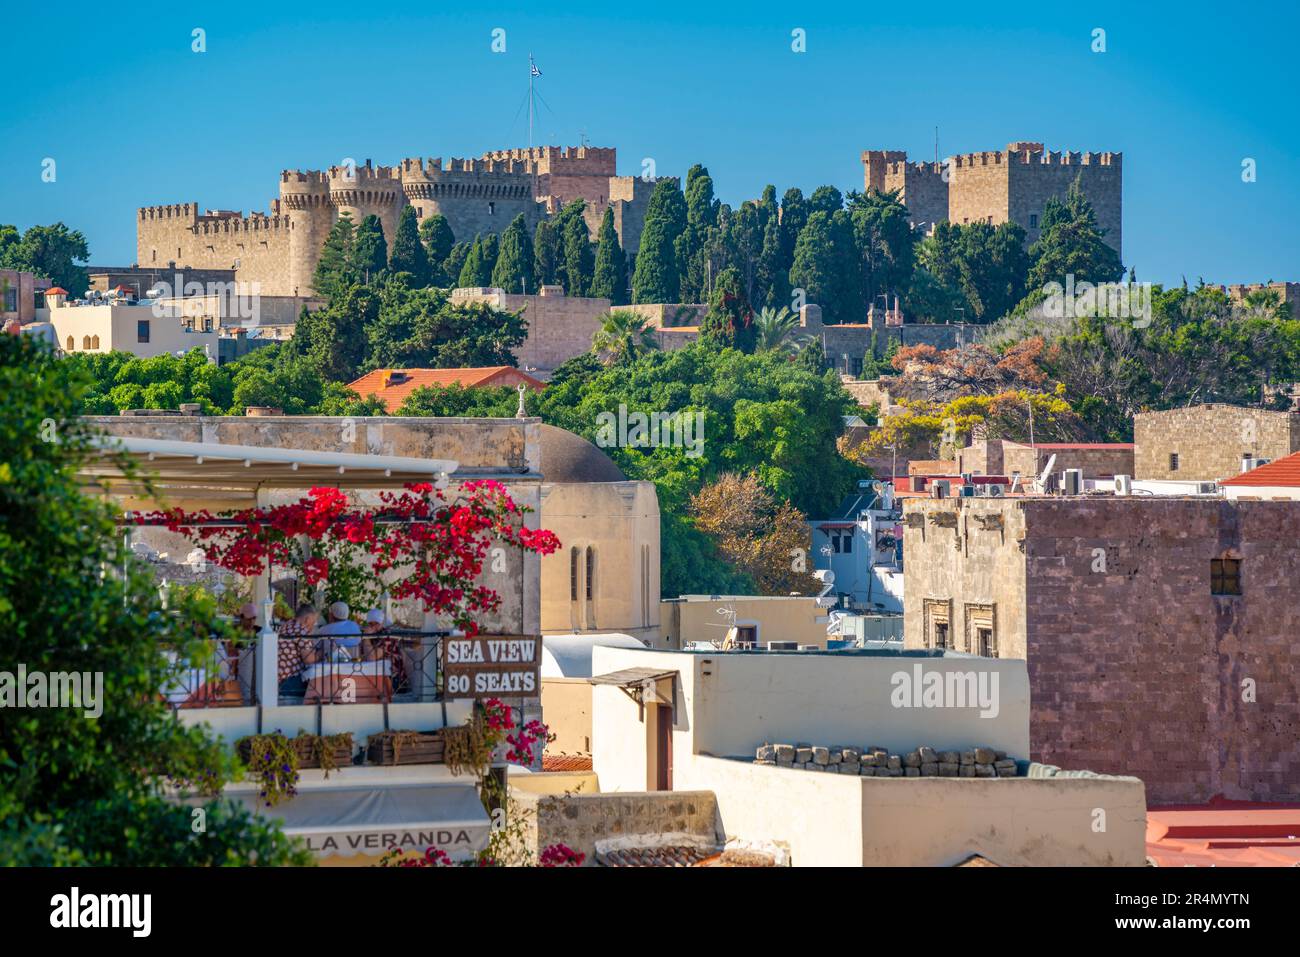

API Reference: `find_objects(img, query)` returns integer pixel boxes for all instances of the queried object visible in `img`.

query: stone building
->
[137,146,656,298]
[1133,404,1300,482]
[902,495,1300,803]
[862,141,1122,257]
[957,439,1135,481]
[0,268,49,325]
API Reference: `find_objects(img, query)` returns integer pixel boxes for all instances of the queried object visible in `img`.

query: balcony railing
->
[162,631,446,710]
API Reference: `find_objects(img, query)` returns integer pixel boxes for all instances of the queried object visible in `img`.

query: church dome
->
[537,424,625,484]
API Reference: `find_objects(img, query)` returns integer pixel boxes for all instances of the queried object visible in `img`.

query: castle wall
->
[947,152,1010,227]
[137,204,296,296]
[1133,404,1300,481]
[1006,151,1122,258]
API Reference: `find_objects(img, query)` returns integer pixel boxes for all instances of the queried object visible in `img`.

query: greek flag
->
[530,59,542,77]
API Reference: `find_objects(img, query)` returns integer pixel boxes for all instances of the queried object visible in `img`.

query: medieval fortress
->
[862,141,1122,257]
[136,146,657,298]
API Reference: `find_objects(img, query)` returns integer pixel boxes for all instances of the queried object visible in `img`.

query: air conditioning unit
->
[987,484,1005,498]
[1197,482,1219,494]
[766,641,798,651]
[1115,474,1132,496]
[1062,469,1083,496]
[960,484,978,497]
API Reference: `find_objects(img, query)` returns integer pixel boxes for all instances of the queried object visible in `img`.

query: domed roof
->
[537,423,625,484]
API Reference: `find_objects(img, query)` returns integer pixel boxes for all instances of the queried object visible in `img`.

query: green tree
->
[561,211,594,298]
[313,213,358,299]
[419,214,455,286]
[700,266,754,350]
[0,334,311,865]
[365,278,528,370]
[291,283,375,382]
[808,185,844,217]
[397,383,523,417]
[444,242,471,286]
[491,214,536,294]
[591,207,628,304]
[849,188,917,309]
[0,222,90,296]
[388,206,430,287]
[458,235,493,288]
[789,210,863,325]
[753,306,805,353]
[533,220,560,287]
[1027,179,1124,291]
[632,179,688,304]
[353,215,388,284]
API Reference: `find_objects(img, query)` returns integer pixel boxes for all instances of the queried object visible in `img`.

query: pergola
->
[82,434,462,705]
[83,435,459,508]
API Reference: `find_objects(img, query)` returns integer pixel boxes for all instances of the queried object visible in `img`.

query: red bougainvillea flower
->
[539,843,585,867]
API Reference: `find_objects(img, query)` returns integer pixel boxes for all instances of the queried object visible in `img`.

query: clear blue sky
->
[3,0,1295,286]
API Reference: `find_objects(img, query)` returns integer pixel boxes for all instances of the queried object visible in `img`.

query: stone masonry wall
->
[521,790,720,866]
[1133,404,1300,481]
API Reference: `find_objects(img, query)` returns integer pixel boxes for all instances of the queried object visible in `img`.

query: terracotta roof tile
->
[1220,450,1300,488]
[541,754,593,772]
[596,845,716,867]
[345,366,545,412]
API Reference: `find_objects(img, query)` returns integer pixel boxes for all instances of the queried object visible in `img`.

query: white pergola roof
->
[82,435,459,503]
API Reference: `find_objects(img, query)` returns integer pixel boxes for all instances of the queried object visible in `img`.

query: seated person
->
[277,603,319,696]
[361,609,408,687]
[315,601,362,662]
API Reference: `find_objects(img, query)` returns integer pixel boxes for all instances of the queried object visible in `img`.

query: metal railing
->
[163,631,446,709]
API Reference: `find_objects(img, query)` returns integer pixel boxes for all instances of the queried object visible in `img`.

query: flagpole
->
[528,54,534,148]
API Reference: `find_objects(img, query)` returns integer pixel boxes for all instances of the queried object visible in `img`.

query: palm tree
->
[1241,287,1292,322]
[753,306,806,353]
[591,309,660,366]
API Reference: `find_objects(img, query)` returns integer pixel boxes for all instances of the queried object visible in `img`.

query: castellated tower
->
[327,160,405,247]
[862,141,1123,258]
[400,156,544,241]
[279,171,330,298]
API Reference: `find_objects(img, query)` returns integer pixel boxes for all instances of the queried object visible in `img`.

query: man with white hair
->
[315,601,362,660]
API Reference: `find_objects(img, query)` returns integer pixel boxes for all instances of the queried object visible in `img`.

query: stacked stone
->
[755,743,1019,778]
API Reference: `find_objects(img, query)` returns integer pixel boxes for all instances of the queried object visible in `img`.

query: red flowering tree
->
[135,480,560,635]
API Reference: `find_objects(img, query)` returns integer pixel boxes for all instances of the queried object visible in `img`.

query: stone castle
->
[862,141,1122,257]
[136,146,658,298]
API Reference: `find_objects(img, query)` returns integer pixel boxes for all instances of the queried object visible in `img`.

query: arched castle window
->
[569,547,580,602]
[91,335,100,349]
[488,201,495,216]
[82,336,92,350]
[585,546,595,602]
[66,336,74,351]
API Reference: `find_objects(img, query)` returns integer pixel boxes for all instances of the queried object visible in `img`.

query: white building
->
[810,480,904,613]
[39,288,218,361]
[1220,451,1300,500]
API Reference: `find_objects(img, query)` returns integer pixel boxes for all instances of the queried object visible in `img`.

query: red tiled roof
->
[346,366,545,412]
[1220,450,1300,488]
[541,754,593,772]
[1146,798,1300,866]
[596,845,717,867]
[45,286,68,295]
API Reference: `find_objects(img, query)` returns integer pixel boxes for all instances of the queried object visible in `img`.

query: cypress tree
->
[388,206,430,286]
[591,206,628,305]
[561,213,594,297]
[419,214,455,286]
[458,235,487,288]
[444,242,470,287]
[312,213,358,299]
[533,220,560,286]
[353,214,388,284]
[480,232,500,282]
[491,214,536,294]
[631,179,688,304]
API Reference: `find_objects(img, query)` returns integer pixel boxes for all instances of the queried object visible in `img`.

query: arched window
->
[66,336,74,351]
[585,546,595,602]
[569,547,580,602]
[82,335,92,350]
[91,335,100,349]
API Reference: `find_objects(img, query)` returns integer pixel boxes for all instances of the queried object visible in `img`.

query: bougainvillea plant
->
[133,480,560,636]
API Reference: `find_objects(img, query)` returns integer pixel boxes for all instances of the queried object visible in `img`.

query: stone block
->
[938,762,959,776]
[959,765,976,778]
[960,751,976,766]
[918,746,938,763]
[974,747,997,764]
[812,747,830,765]
[904,767,921,777]
[861,753,878,767]
[974,763,996,778]
[795,747,812,763]
[920,763,939,777]
[887,755,902,770]
[840,760,861,774]
[941,751,959,764]
[756,744,775,762]
[842,748,861,763]
[904,751,921,768]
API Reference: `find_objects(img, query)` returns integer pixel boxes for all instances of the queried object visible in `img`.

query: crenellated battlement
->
[138,202,200,221]
[195,212,291,235]
[885,160,945,177]
[481,145,616,175]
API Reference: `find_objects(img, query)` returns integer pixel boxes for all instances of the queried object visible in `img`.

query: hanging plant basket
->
[366,729,445,766]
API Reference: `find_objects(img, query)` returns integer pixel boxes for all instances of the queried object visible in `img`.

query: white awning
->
[224,783,490,860]
[82,435,459,502]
